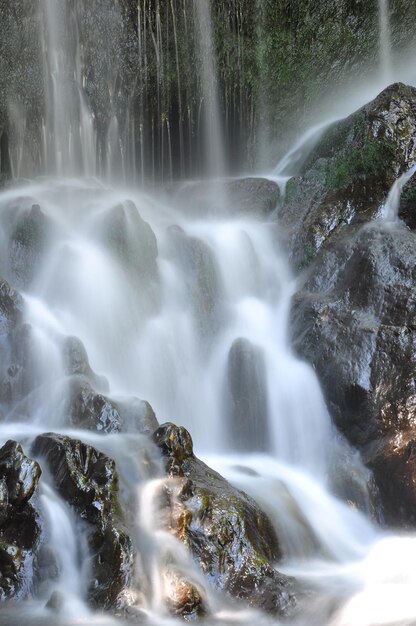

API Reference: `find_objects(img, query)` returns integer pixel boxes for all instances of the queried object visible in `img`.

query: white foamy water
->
[0,175,415,626]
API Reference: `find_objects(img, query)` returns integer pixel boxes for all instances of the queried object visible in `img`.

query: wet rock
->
[226,337,270,452]
[66,375,123,434]
[162,567,207,620]
[226,177,280,215]
[0,440,41,505]
[172,177,279,217]
[0,322,51,408]
[291,223,416,526]
[0,440,41,600]
[279,83,416,269]
[114,396,159,435]
[89,524,134,610]
[398,170,416,229]
[32,433,134,608]
[61,336,109,393]
[0,279,24,406]
[8,203,53,289]
[97,200,158,285]
[153,423,295,615]
[32,433,117,527]
[65,375,158,435]
[0,279,23,337]
[168,226,224,337]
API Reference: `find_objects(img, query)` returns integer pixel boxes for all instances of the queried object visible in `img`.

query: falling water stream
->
[2,1,416,625]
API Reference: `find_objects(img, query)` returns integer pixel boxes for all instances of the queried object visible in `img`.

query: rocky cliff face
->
[289,82,416,527]
[2,0,416,180]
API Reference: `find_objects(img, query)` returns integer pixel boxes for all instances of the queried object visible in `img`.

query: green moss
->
[284,178,298,203]
[324,139,396,191]
[298,241,316,271]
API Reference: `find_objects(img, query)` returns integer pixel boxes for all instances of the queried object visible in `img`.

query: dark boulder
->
[226,337,270,452]
[0,440,41,506]
[64,374,158,435]
[0,440,41,600]
[171,177,279,218]
[279,83,416,269]
[65,375,123,434]
[153,422,295,615]
[291,222,416,526]
[32,433,133,607]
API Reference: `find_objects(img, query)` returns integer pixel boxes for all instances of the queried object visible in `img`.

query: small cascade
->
[378,0,393,83]
[381,164,416,222]
[39,482,91,617]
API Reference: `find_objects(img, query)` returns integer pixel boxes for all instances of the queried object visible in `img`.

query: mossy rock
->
[278,83,416,271]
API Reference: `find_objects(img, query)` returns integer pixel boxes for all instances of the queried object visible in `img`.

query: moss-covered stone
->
[278,83,416,270]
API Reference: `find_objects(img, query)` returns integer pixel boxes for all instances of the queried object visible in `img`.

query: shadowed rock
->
[0,440,41,600]
[291,223,416,526]
[32,433,133,607]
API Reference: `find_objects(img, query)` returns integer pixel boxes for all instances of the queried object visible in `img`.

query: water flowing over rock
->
[153,422,296,615]
[32,433,133,608]
[226,337,270,452]
[172,177,280,218]
[291,221,416,526]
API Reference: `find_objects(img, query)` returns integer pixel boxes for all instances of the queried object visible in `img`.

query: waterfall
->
[192,0,226,178]
[378,0,393,83]
[3,2,416,626]
[382,164,416,221]
[41,0,97,176]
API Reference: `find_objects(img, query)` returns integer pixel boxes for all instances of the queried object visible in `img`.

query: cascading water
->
[41,0,96,177]
[382,164,416,222]
[192,0,226,178]
[2,2,416,626]
[378,0,393,82]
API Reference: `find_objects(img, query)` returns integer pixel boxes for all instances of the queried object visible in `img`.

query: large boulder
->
[32,433,133,608]
[64,375,158,435]
[291,222,416,526]
[279,83,416,269]
[0,440,41,600]
[153,422,295,615]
